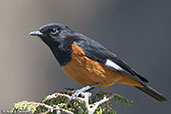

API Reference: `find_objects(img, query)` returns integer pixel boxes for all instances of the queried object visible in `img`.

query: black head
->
[30,23,73,46]
[30,23,75,65]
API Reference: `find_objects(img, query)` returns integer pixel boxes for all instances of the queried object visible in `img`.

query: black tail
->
[136,84,167,102]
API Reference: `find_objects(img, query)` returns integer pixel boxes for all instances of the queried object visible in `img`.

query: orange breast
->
[61,44,143,88]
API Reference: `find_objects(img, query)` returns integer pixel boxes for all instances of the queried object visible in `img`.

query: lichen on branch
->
[12,90,132,114]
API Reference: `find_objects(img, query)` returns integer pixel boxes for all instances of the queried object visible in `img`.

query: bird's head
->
[29,23,76,65]
[30,23,73,46]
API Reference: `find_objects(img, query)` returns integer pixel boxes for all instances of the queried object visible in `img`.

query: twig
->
[46,91,115,114]
[32,102,74,114]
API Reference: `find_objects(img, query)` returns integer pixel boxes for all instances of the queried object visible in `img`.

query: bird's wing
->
[72,34,148,83]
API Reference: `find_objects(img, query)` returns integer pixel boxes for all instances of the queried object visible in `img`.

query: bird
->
[30,23,167,102]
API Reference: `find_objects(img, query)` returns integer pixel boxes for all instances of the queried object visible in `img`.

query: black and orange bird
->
[30,23,167,102]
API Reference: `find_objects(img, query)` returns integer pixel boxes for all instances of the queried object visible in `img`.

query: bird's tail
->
[136,84,167,102]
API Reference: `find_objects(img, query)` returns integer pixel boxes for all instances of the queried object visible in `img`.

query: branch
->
[12,90,132,114]
[46,92,115,114]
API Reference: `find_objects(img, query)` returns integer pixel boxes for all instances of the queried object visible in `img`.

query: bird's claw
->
[63,87,75,92]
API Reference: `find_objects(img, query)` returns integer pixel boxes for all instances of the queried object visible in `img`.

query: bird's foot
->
[65,84,100,108]
[71,86,92,97]
[63,87,75,92]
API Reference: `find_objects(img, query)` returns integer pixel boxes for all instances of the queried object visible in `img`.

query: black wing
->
[72,33,148,83]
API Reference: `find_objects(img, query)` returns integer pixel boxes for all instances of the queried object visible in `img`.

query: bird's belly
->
[61,54,124,88]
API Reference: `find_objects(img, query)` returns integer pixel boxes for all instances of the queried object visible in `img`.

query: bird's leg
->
[64,83,100,95]
[72,84,100,97]
[63,87,75,92]
[65,83,101,108]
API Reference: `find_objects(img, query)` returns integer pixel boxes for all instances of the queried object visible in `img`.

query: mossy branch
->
[12,90,133,114]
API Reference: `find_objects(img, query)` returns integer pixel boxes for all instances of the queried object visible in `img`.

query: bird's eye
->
[50,28,59,35]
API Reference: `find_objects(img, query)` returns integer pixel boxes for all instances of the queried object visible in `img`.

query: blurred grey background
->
[0,0,170,114]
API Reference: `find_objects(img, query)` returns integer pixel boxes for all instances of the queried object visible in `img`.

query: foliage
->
[12,90,133,114]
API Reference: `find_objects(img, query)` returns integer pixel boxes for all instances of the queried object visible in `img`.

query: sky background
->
[0,0,170,114]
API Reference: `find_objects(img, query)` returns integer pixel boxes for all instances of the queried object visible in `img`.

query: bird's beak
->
[29,31,43,37]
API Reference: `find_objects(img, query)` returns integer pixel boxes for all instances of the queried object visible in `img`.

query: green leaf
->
[11,90,132,114]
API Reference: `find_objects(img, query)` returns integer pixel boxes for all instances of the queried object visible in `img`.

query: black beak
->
[29,31,43,37]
